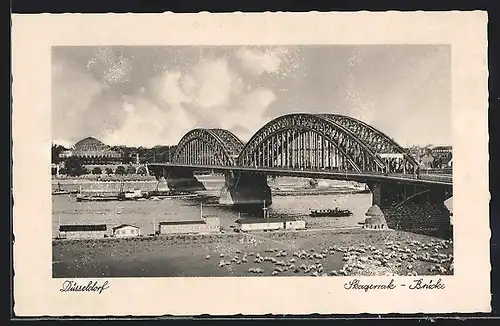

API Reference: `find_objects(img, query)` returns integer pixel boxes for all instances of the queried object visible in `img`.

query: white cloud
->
[73,52,280,147]
[101,96,194,147]
[87,47,132,85]
[51,59,109,142]
[187,58,243,109]
[220,88,277,141]
[155,71,193,109]
[235,47,289,76]
[101,56,251,146]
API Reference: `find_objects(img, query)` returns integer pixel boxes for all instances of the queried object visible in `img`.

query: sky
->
[52,45,451,148]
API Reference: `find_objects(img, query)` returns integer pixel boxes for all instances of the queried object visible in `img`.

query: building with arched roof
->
[59,137,122,165]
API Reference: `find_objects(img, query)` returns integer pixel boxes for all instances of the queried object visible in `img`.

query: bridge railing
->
[416,173,453,183]
[152,163,452,184]
[421,168,453,175]
[237,165,453,184]
[349,170,452,183]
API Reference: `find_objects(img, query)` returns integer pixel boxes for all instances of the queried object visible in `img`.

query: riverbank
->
[53,175,157,183]
[52,174,223,183]
[53,228,453,278]
[53,175,367,198]
[273,188,370,196]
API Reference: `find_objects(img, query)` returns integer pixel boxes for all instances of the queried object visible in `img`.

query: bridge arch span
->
[237,113,390,173]
[319,114,419,169]
[172,128,244,166]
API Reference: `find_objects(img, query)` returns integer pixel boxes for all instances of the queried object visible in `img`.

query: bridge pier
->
[219,171,272,209]
[366,182,453,237]
[150,166,206,192]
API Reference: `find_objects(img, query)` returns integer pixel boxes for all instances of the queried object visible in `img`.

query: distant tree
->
[115,165,126,175]
[119,146,133,164]
[136,165,147,176]
[82,167,90,175]
[61,156,85,177]
[152,145,171,163]
[105,167,113,175]
[137,147,148,164]
[126,164,137,175]
[51,144,67,164]
[91,167,102,175]
[141,149,153,163]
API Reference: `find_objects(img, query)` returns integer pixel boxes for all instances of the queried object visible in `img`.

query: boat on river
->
[117,187,143,201]
[75,185,118,202]
[76,194,118,202]
[160,193,199,199]
[74,181,200,202]
[52,182,72,195]
[144,182,199,199]
[309,207,353,217]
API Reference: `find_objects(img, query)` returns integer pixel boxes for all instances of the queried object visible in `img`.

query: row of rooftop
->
[57,216,220,240]
[56,216,307,240]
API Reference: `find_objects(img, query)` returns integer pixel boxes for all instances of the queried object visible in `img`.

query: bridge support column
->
[149,166,206,192]
[366,182,453,237]
[219,171,272,208]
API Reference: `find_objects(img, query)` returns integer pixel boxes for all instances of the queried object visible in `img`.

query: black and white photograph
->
[51,44,454,278]
[12,12,490,316]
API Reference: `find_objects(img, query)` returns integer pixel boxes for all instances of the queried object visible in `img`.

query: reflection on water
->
[51,177,372,238]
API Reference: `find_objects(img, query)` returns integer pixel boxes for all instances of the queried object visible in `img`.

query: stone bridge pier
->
[219,171,272,208]
[366,182,453,237]
[149,166,206,192]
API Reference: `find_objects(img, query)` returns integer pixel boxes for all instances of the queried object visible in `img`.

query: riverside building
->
[59,137,122,165]
[158,216,220,235]
[58,224,108,240]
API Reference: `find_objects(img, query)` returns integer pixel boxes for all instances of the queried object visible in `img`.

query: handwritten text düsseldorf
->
[60,280,110,294]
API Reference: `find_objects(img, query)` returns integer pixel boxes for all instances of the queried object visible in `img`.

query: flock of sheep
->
[206,237,453,277]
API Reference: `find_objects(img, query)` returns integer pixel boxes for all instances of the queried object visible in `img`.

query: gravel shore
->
[53,228,453,278]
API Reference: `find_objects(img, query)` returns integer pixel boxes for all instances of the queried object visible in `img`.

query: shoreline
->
[272,188,370,196]
[52,228,453,278]
[52,188,370,197]
[52,225,365,242]
[52,176,369,197]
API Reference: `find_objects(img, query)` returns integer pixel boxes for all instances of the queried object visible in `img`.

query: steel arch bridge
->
[173,128,244,166]
[171,113,421,175]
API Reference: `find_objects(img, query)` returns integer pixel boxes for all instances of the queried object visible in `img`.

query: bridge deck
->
[147,163,453,187]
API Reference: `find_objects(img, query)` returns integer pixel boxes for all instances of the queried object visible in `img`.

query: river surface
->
[52,176,372,238]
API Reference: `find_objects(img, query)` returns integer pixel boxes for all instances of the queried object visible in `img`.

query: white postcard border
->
[12,11,490,316]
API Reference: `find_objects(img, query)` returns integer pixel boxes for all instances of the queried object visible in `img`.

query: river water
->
[51,176,372,238]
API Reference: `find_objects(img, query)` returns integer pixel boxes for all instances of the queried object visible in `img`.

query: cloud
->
[182,58,243,109]
[100,70,197,147]
[54,47,296,147]
[235,47,289,76]
[101,55,273,146]
[87,47,132,85]
[220,88,277,141]
[100,95,193,147]
[53,45,451,149]
[51,58,110,143]
[154,71,193,109]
